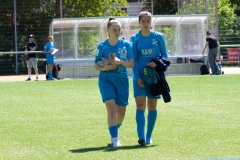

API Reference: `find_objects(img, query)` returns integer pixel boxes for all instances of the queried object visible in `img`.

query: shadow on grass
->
[69,143,157,153]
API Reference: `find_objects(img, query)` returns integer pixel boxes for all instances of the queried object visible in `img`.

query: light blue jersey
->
[95,38,134,78]
[130,31,168,98]
[130,31,168,81]
[44,42,55,52]
[44,42,55,65]
[95,38,134,106]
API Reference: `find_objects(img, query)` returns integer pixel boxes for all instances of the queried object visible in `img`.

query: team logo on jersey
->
[118,48,123,54]
[141,48,155,57]
[152,38,158,45]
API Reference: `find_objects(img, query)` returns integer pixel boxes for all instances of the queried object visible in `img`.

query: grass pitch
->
[0,75,240,159]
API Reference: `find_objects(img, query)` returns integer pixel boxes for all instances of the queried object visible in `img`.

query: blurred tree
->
[229,0,240,6]
[56,0,61,18]
[179,0,238,31]
[62,0,128,17]
[141,0,177,15]
[58,0,129,58]
[218,0,238,31]
[0,0,129,75]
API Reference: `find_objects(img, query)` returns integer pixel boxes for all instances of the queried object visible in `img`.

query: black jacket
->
[150,56,171,103]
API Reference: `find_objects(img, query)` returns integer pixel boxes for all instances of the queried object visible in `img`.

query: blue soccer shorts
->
[46,54,54,65]
[98,74,129,106]
[133,79,161,99]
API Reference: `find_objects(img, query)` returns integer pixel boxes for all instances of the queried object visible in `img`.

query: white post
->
[151,0,153,15]
[14,0,18,74]
[195,0,198,14]
[178,0,180,14]
[215,0,219,41]
[60,0,62,18]
[106,0,108,16]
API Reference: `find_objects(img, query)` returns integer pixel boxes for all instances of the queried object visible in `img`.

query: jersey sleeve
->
[124,41,134,60]
[44,43,53,51]
[27,43,31,51]
[34,42,37,49]
[130,34,140,80]
[156,32,168,60]
[94,44,104,63]
[43,43,48,51]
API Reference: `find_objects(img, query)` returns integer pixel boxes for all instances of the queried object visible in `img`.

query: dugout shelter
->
[50,15,208,78]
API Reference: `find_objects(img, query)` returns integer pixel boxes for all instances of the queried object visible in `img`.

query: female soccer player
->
[94,17,134,148]
[130,11,168,145]
[44,36,55,80]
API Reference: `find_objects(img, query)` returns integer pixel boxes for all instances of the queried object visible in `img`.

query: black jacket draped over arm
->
[150,56,171,103]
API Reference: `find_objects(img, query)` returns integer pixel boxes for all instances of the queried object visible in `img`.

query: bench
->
[55,56,205,78]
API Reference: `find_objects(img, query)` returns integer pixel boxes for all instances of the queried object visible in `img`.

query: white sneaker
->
[111,137,122,148]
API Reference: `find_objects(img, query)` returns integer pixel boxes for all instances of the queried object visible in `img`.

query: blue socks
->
[109,125,118,138]
[146,109,158,143]
[136,109,145,140]
[136,109,158,142]
[49,71,53,79]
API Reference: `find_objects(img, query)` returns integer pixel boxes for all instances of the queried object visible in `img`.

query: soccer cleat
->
[47,78,55,80]
[138,138,146,146]
[142,66,159,84]
[36,77,39,81]
[142,66,153,84]
[111,137,122,148]
[26,78,31,81]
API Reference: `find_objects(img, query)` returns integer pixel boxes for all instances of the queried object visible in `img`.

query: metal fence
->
[0,0,238,75]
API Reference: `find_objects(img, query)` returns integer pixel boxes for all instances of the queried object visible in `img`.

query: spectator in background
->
[44,36,55,80]
[25,34,38,81]
[202,31,220,75]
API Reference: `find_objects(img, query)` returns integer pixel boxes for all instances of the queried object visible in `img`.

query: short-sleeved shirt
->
[44,42,55,52]
[27,41,37,58]
[44,42,55,64]
[94,38,134,78]
[206,36,218,49]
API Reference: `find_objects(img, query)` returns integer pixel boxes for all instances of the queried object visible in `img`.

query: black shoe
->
[138,139,146,146]
[26,78,31,81]
[36,77,39,81]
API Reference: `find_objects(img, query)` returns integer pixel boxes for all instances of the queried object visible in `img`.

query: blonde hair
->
[47,36,53,42]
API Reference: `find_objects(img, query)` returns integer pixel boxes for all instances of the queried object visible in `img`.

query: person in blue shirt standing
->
[94,17,134,148]
[44,36,55,80]
[130,11,168,145]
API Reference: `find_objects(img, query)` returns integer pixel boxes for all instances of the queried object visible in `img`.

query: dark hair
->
[138,11,152,22]
[206,30,211,35]
[107,17,116,28]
